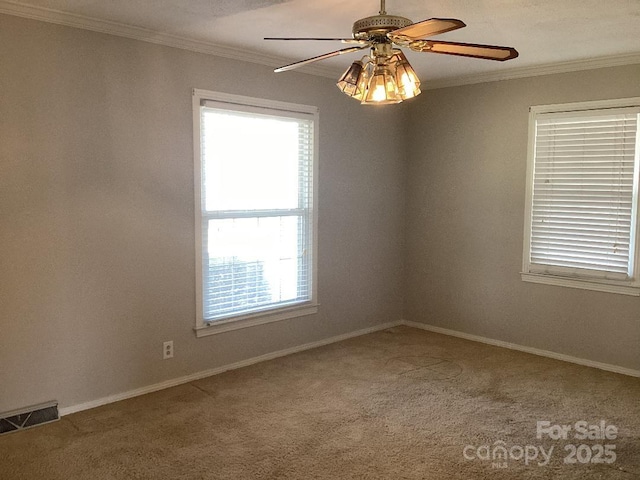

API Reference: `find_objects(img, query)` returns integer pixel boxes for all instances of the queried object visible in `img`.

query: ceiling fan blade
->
[410,40,519,61]
[274,45,369,73]
[388,18,466,42]
[265,37,367,44]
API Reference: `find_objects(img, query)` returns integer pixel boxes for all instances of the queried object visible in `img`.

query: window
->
[522,98,640,296]
[193,89,318,336]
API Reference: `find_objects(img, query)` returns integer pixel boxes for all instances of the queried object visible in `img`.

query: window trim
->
[192,89,319,337]
[522,97,640,296]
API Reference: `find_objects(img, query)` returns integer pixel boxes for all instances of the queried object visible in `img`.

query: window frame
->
[192,89,319,337]
[522,97,640,296]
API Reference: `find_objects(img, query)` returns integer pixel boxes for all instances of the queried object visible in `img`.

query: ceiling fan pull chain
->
[380,0,386,15]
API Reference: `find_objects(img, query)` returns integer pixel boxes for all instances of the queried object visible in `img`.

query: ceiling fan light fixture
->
[362,62,401,105]
[352,59,373,101]
[392,51,421,100]
[336,52,420,105]
[336,60,365,97]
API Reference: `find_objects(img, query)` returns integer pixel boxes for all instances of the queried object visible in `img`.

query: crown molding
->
[0,0,338,78]
[2,1,639,88]
[425,52,640,90]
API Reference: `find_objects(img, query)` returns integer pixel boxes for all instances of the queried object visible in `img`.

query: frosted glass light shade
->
[362,64,401,105]
[336,61,364,97]
[393,51,421,100]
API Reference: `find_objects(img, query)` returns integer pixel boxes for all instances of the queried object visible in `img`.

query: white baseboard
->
[59,320,403,416]
[402,320,640,378]
[60,318,638,416]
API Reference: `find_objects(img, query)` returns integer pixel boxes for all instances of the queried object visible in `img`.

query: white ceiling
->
[3,0,640,86]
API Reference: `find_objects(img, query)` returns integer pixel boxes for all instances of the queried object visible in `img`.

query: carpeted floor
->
[1,326,639,479]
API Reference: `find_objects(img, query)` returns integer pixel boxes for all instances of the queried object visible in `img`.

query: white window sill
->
[194,303,319,337]
[521,272,640,296]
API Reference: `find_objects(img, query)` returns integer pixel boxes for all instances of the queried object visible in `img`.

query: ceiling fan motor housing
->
[352,14,413,38]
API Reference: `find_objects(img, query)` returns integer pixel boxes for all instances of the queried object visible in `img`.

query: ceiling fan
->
[265,0,518,104]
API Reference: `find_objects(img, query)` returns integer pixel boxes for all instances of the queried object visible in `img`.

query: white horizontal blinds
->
[200,104,314,321]
[530,108,639,278]
[296,119,313,300]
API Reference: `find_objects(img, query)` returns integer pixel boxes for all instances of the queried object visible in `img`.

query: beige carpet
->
[1,326,639,479]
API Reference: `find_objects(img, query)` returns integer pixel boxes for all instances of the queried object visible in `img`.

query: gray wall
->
[3,12,639,415]
[405,64,640,371]
[0,14,408,413]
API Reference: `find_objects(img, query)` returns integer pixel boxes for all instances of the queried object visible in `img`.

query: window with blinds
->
[523,99,640,295]
[193,90,318,335]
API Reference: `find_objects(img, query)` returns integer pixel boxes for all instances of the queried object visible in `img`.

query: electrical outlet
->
[163,341,174,359]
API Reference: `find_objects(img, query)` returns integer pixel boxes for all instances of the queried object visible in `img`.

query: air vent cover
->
[0,402,59,435]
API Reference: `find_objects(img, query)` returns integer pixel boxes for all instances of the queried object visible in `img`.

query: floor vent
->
[0,402,59,435]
